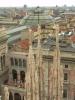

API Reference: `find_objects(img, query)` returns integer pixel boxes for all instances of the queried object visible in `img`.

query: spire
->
[36,25,45,100]
[50,24,63,100]
[25,28,39,100]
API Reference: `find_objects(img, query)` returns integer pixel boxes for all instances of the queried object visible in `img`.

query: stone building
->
[1,7,75,100]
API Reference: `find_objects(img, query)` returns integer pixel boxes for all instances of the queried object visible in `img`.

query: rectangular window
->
[64,73,68,81]
[15,58,18,66]
[65,64,68,68]
[23,59,26,67]
[19,59,22,66]
[63,89,67,98]
[3,55,5,66]
[10,57,14,66]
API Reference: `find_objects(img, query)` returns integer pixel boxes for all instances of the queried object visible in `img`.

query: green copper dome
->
[20,7,53,26]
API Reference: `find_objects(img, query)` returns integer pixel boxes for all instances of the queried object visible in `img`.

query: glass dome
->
[20,7,53,26]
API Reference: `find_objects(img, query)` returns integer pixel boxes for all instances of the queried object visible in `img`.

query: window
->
[23,59,26,67]
[3,55,5,66]
[63,89,67,98]
[10,57,14,66]
[20,71,25,82]
[12,70,17,81]
[65,64,68,68]
[64,73,68,81]
[34,54,36,62]
[41,24,45,29]
[1,56,3,70]
[15,58,18,66]
[19,59,22,66]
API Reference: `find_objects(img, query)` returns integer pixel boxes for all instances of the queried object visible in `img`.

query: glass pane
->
[19,59,22,67]
[15,58,18,66]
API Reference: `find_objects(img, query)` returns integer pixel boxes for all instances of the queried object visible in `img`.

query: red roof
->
[19,40,29,49]
[70,35,75,42]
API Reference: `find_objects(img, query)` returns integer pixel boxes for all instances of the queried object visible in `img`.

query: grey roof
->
[32,36,75,52]
[6,25,29,44]
[0,21,17,25]
[7,25,27,35]
[61,12,75,15]
[7,34,21,44]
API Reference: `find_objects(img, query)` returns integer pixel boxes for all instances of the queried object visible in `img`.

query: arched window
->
[9,92,13,100]
[14,93,21,100]
[12,70,17,81]
[20,71,25,82]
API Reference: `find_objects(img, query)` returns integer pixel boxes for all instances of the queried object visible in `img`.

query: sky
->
[0,0,75,7]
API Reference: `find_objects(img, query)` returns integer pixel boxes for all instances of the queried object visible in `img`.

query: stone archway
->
[20,71,25,83]
[9,92,13,100]
[14,93,21,100]
[12,69,17,81]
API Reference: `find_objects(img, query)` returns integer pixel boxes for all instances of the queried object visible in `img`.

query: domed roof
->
[20,7,53,26]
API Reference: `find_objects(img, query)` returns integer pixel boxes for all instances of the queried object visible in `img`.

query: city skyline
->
[0,0,75,7]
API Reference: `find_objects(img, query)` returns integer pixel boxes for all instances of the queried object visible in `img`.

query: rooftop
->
[20,7,53,26]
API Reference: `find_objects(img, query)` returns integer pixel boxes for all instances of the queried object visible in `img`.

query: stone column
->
[12,92,14,100]
[9,69,13,84]
[21,94,23,100]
